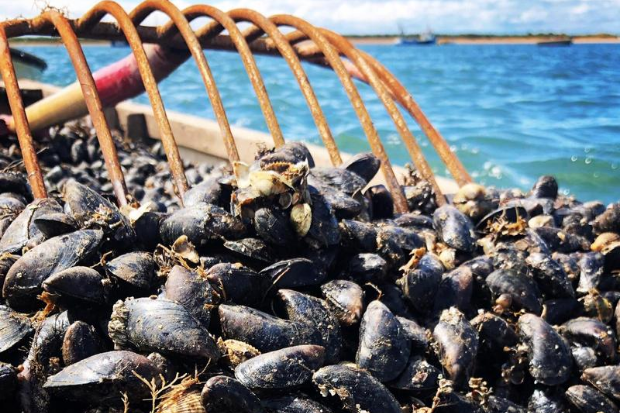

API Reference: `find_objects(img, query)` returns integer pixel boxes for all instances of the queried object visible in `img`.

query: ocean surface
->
[21,43,620,203]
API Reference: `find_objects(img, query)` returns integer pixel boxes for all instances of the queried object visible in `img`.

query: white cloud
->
[0,0,618,34]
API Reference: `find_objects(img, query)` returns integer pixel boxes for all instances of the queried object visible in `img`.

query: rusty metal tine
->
[171,5,285,148]
[0,26,47,199]
[279,31,470,188]
[78,1,189,201]
[32,11,128,206]
[319,30,446,205]
[226,9,342,166]
[268,15,408,214]
[359,51,472,187]
[129,0,240,165]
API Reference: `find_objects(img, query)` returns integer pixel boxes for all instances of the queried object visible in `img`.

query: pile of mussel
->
[1,125,620,413]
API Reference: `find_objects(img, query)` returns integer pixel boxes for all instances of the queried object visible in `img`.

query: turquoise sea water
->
[21,43,620,203]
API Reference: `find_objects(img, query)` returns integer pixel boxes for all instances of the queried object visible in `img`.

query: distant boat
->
[537,38,573,47]
[10,48,47,79]
[396,24,436,46]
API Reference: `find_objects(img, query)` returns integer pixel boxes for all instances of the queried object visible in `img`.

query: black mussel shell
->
[43,350,160,405]
[3,230,103,310]
[108,297,220,360]
[202,375,266,413]
[235,345,325,389]
[105,251,155,291]
[313,364,401,413]
[61,321,102,365]
[43,266,108,305]
[162,265,213,328]
[0,304,33,353]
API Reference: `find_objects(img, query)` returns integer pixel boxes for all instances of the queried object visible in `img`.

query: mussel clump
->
[0,128,618,413]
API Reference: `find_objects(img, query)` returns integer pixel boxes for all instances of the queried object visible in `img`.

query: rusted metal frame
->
[77,1,189,200]
[166,5,285,148]
[226,9,342,166]
[358,51,472,186]
[319,30,446,205]
[268,15,408,214]
[281,31,471,187]
[128,0,241,164]
[0,26,47,198]
[30,11,129,205]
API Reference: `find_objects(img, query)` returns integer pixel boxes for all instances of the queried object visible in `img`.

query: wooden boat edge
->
[3,79,459,194]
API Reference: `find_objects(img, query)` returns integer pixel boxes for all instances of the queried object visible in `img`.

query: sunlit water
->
[21,43,620,203]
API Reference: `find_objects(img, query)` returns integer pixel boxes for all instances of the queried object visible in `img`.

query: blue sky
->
[1,0,619,34]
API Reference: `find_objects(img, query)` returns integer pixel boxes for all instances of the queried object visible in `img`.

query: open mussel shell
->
[313,364,401,413]
[0,304,33,353]
[235,345,325,389]
[476,205,528,232]
[43,350,161,405]
[105,251,155,291]
[43,266,108,306]
[3,229,103,310]
[108,297,220,360]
